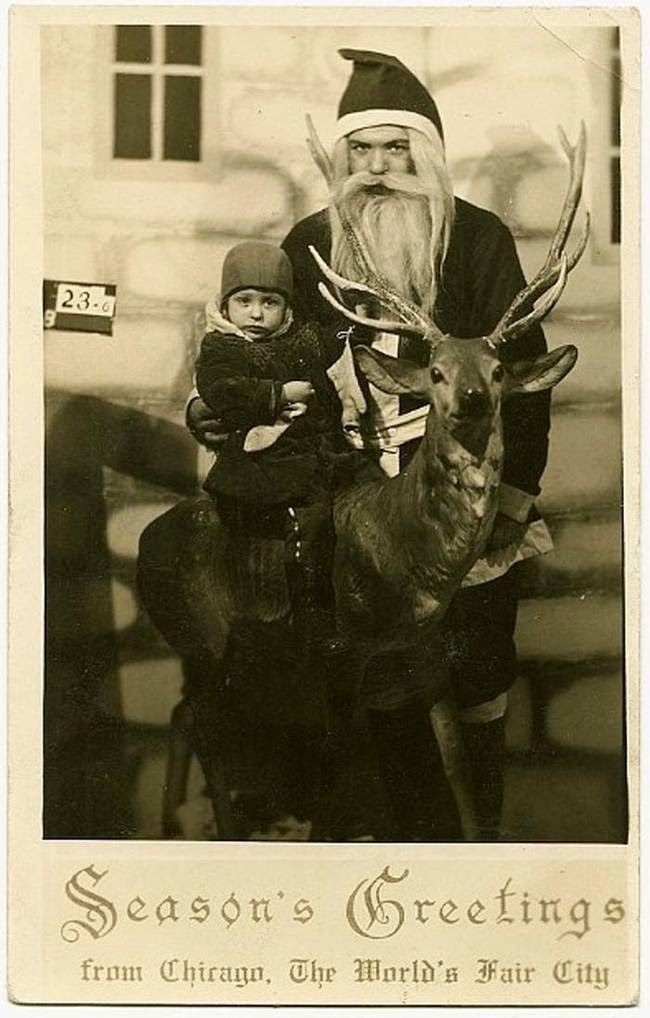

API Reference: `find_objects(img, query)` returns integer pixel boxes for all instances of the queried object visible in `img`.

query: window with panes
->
[112,25,203,162]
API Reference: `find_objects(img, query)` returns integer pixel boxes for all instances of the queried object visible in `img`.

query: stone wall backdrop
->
[42,23,624,840]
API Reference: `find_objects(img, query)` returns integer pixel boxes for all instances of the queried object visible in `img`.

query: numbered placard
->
[43,280,117,335]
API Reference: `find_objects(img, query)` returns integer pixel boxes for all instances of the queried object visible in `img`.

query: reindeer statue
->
[137,123,589,841]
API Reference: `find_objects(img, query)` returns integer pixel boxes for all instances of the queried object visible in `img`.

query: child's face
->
[226,288,287,339]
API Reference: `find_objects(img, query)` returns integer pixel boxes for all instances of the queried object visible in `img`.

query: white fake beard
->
[331,173,438,315]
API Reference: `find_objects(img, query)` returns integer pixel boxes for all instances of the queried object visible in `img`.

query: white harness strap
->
[368,332,427,476]
[369,333,402,477]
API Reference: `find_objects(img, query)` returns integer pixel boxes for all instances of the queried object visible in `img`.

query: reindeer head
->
[306,117,588,458]
[353,333,578,459]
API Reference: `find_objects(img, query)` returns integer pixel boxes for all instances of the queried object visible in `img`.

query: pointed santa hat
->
[335,49,445,154]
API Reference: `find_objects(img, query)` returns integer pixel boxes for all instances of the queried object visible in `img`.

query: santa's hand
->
[187,397,229,450]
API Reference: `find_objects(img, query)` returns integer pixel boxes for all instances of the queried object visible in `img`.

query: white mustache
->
[334,171,431,202]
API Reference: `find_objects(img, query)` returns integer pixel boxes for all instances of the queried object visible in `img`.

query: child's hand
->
[281,380,314,404]
[279,401,308,423]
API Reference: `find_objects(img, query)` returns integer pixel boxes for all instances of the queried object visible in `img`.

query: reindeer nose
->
[459,388,489,418]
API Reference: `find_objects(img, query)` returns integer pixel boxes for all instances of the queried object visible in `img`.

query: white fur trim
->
[461,518,554,588]
[326,333,368,447]
[498,482,535,523]
[335,109,444,155]
[244,403,308,453]
[243,420,292,453]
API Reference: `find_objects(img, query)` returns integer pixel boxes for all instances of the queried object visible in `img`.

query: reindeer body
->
[333,414,502,654]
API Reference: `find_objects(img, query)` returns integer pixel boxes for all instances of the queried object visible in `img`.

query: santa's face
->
[330,122,454,316]
[347,125,414,178]
[333,125,434,309]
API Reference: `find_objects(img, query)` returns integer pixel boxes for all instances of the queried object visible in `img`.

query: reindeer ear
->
[353,345,429,396]
[504,345,578,396]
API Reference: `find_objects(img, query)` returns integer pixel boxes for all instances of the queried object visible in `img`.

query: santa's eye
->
[431,367,444,383]
[493,364,505,382]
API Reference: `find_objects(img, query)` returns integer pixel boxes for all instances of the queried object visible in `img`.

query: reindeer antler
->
[305,115,446,348]
[489,122,590,347]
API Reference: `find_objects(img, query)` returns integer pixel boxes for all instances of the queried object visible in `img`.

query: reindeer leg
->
[197,751,237,841]
[163,698,196,838]
[458,714,505,841]
[183,656,239,841]
[316,651,369,840]
[429,698,481,842]
[191,718,237,841]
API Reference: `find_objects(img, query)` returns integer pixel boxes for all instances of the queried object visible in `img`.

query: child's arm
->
[196,334,285,431]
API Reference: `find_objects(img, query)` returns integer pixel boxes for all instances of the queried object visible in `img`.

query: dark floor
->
[120,686,626,844]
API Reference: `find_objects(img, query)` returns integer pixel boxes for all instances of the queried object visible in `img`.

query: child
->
[195,240,364,647]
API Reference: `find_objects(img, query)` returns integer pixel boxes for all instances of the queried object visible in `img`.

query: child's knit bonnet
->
[221,241,294,303]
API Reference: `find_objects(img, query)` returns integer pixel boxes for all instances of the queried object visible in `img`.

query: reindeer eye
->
[493,364,505,382]
[431,367,444,383]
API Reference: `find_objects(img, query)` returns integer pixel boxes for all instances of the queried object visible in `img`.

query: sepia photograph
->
[8,4,640,1006]
[41,14,627,846]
